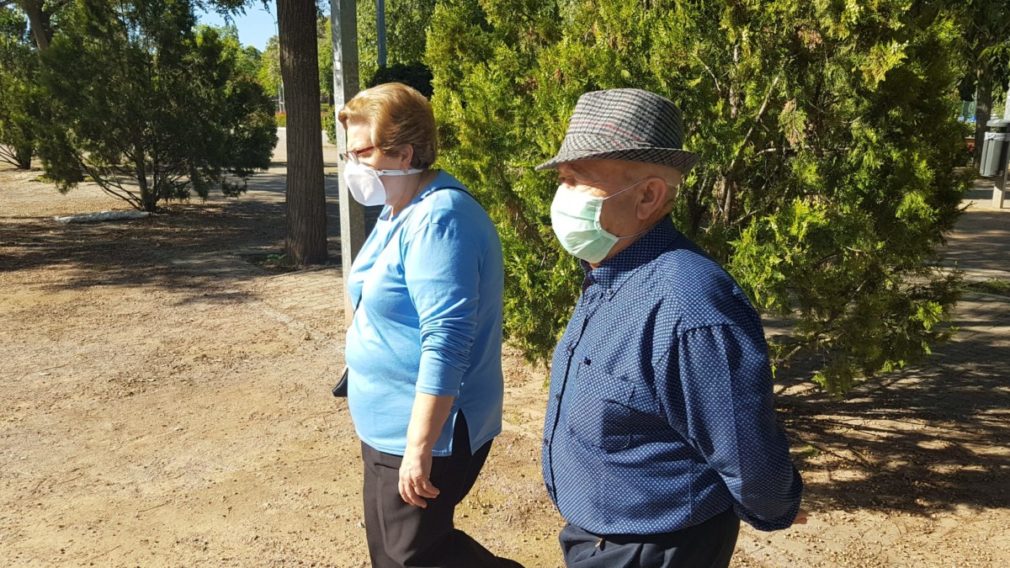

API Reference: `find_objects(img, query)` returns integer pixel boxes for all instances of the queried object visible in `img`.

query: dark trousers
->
[361,416,523,568]
[559,508,740,568]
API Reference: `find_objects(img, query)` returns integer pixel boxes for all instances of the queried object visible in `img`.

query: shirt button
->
[583,357,592,365]
[566,344,575,355]
[554,393,561,401]
[543,437,549,446]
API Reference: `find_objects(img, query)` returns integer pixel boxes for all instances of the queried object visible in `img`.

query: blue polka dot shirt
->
[542,217,803,536]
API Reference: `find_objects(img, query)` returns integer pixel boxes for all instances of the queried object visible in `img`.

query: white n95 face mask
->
[342,160,423,206]
[549,179,646,264]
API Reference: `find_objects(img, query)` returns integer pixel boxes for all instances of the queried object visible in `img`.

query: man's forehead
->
[559,160,620,179]
[562,159,683,183]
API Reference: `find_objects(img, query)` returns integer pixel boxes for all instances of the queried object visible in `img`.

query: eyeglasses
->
[341,145,375,164]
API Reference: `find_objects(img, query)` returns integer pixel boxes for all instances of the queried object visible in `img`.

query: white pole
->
[376,0,387,69]
[332,0,366,322]
[995,81,1010,209]
[1005,82,1010,121]
[275,16,284,114]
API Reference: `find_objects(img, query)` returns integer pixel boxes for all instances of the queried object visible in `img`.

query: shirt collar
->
[416,170,460,200]
[380,170,457,221]
[582,217,680,292]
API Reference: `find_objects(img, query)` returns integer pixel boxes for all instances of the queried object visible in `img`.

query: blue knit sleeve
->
[402,213,481,397]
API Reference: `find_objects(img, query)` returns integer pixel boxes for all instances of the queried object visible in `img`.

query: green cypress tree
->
[427,0,966,394]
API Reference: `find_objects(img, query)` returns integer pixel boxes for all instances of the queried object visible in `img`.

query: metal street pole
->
[995,81,1010,210]
[275,17,285,114]
[331,0,366,324]
[376,0,387,68]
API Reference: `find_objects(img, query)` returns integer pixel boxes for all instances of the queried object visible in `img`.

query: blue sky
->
[197,1,277,51]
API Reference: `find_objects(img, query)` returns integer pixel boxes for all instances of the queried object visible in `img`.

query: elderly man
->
[538,88,805,568]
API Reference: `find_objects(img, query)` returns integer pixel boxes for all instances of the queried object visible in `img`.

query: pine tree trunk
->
[15,0,48,172]
[973,68,992,169]
[17,0,52,51]
[14,143,31,170]
[278,0,328,265]
[134,146,157,212]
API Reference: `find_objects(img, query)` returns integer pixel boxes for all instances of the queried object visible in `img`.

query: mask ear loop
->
[375,167,424,177]
[375,144,423,177]
[597,176,664,241]
[599,175,664,201]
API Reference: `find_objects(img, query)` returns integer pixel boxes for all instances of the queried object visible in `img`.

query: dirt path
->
[1,149,1007,567]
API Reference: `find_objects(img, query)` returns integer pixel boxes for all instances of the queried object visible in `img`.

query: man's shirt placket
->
[544,276,606,503]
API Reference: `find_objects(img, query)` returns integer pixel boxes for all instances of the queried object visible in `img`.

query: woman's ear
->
[397,144,415,171]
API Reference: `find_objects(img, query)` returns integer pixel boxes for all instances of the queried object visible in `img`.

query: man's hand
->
[793,508,809,525]
[399,444,441,508]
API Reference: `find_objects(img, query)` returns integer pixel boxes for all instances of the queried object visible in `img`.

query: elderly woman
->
[339,82,520,568]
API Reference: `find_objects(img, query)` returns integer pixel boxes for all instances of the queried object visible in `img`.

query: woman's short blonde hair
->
[337,82,437,169]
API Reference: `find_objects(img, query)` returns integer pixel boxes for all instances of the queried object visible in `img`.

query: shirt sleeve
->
[665,323,803,531]
[402,216,481,398]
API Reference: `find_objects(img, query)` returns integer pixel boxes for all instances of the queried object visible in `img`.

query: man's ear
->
[636,177,670,221]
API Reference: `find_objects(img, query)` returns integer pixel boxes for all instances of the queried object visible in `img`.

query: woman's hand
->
[397,392,454,505]
[399,444,440,508]
[400,393,455,507]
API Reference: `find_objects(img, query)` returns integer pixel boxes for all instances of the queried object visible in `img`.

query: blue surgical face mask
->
[549,178,647,264]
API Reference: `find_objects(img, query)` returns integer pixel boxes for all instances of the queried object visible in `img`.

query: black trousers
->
[559,508,740,568]
[361,415,523,568]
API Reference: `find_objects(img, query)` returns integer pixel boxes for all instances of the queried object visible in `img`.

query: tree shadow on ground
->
[943,208,1010,273]
[775,293,1010,516]
[0,175,346,299]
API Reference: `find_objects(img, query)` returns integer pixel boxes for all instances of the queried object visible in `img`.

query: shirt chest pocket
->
[565,364,640,453]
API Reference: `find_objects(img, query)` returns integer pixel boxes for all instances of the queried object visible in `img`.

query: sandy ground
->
[1,140,1008,567]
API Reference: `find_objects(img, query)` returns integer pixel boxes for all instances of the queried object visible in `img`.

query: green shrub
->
[320,104,335,145]
[36,1,276,212]
[427,0,966,394]
[367,62,433,98]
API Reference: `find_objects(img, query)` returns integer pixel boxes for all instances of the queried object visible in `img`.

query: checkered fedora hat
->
[536,88,699,172]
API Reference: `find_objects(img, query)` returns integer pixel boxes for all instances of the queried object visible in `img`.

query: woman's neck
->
[388,169,437,217]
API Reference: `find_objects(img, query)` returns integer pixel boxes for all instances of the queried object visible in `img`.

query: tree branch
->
[693,52,722,96]
[728,73,782,175]
[75,155,144,210]
[722,73,782,221]
[0,144,20,167]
